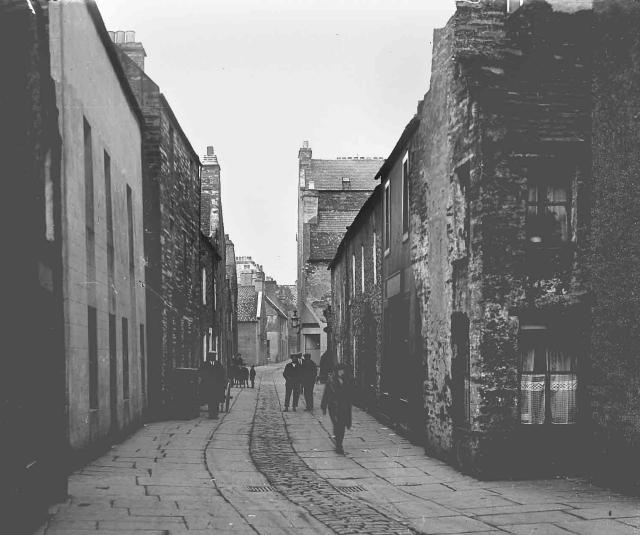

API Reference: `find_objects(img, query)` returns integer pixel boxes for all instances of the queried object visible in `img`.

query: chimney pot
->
[108,31,115,42]
[207,146,214,156]
[303,140,309,149]
[115,30,125,43]
[125,31,135,43]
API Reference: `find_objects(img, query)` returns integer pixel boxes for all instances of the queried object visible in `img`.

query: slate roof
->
[309,159,382,190]
[238,286,258,322]
[316,211,359,233]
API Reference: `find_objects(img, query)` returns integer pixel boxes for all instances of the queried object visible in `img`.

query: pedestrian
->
[300,353,318,410]
[249,365,256,388]
[201,358,226,419]
[321,364,353,454]
[241,366,249,387]
[283,353,301,412]
[318,348,334,384]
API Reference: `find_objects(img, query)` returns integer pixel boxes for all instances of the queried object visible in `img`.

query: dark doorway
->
[109,314,118,434]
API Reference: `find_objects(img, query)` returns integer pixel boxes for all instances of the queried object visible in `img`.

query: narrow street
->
[36,364,640,535]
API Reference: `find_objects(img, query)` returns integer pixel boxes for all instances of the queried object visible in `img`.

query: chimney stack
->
[109,30,146,71]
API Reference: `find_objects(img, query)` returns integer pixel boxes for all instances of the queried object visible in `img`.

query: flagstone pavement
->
[34,364,640,534]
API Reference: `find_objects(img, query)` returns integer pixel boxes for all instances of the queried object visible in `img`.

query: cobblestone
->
[32,363,640,535]
[250,371,416,535]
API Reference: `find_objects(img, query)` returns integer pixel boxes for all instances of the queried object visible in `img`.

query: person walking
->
[318,349,334,384]
[201,358,226,419]
[283,353,301,412]
[321,364,353,454]
[300,353,318,410]
[249,365,256,388]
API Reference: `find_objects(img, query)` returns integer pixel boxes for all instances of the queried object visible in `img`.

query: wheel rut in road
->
[249,371,416,535]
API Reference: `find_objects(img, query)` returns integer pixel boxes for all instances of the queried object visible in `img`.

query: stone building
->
[0,0,66,529]
[112,35,228,417]
[236,259,292,364]
[331,0,640,486]
[49,0,147,454]
[329,185,383,411]
[264,278,291,363]
[296,141,382,362]
[589,0,640,490]
[237,282,268,366]
[409,0,593,479]
[201,147,233,371]
[225,234,239,362]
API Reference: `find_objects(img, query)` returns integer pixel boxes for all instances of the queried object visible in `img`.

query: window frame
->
[360,243,365,293]
[402,151,409,240]
[384,180,391,256]
[526,178,571,248]
[519,325,577,426]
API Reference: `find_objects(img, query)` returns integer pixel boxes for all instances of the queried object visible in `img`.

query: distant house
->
[296,141,383,362]
[237,284,267,366]
[264,280,290,363]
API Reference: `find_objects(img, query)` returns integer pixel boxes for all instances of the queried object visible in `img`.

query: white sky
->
[97,0,455,284]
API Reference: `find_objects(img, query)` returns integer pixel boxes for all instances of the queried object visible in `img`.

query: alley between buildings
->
[35,364,640,535]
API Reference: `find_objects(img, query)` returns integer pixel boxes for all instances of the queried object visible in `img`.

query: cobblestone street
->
[35,364,640,535]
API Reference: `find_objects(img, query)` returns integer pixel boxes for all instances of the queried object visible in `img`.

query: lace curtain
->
[520,346,577,424]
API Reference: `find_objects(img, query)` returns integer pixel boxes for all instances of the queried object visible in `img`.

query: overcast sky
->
[98,0,455,284]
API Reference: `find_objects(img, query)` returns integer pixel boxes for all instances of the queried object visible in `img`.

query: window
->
[451,312,470,425]
[456,162,471,256]
[361,244,365,293]
[526,175,570,247]
[109,314,117,424]
[507,0,524,13]
[140,323,146,397]
[84,118,96,292]
[372,229,377,284]
[122,317,129,400]
[169,126,175,174]
[88,306,98,410]
[105,151,114,285]
[202,267,207,305]
[202,334,207,361]
[353,336,357,378]
[126,185,134,277]
[342,176,351,190]
[402,152,409,237]
[352,252,356,296]
[519,325,577,425]
[44,149,54,242]
[384,181,391,253]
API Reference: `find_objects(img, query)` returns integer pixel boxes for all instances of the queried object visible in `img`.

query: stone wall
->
[589,0,640,491]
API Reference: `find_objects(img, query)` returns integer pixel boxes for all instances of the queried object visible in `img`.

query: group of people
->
[283,351,353,455]
[200,354,256,420]
[282,352,318,412]
[229,355,256,389]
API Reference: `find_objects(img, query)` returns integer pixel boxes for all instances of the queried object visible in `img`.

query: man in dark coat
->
[321,364,353,454]
[318,349,334,384]
[283,353,301,411]
[249,365,256,388]
[300,353,318,410]
[201,359,226,419]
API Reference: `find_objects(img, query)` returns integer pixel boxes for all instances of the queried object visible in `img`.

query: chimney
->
[252,271,265,293]
[202,145,219,167]
[298,140,312,162]
[109,30,147,71]
[239,272,253,286]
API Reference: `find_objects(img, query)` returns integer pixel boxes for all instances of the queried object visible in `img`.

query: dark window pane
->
[550,373,577,424]
[547,205,569,242]
[520,374,545,424]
